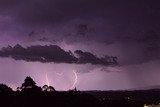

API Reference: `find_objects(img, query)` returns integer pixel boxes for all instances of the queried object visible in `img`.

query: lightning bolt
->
[70,70,78,89]
[45,73,50,86]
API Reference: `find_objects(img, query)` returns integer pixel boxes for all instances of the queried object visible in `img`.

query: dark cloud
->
[75,50,117,65]
[0,44,76,63]
[0,0,110,25]
[0,0,159,66]
[0,0,160,45]
[0,44,117,65]
[136,30,160,51]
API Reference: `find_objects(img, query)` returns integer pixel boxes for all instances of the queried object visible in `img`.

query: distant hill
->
[130,85,160,91]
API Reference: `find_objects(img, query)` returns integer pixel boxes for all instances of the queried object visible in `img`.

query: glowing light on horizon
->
[45,73,50,86]
[70,70,78,89]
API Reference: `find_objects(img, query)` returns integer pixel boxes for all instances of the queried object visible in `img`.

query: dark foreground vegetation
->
[0,76,102,107]
[0,76,160,107]
[87,90,160,107]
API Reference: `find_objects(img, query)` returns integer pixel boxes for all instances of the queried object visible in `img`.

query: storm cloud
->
[0,0,159,66]
[0,44,117,65]
[0,0,160,90]
[0,0,159,45]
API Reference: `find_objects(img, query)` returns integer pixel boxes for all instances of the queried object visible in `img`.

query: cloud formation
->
[0,0,159,45]
[75,50,117,65]
[0,44,117,65]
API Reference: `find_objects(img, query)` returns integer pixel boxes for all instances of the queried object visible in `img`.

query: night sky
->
[0,0,160,90]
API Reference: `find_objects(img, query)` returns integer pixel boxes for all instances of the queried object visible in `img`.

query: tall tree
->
[21,76,36,89]
[20,76,41,92]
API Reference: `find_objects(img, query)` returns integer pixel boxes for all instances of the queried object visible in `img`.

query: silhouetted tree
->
[21,76,36,89]
[20,76,41,92]
[42,85,55,92]
[48,86,55,92]
[16,87,21,92]
[0,84,12,93]
[42,85,48,91]
[73,87,77,91]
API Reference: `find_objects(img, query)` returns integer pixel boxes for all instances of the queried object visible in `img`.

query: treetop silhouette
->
[21,76,36,89]
[42,85,55,92]
[0,84,12,93]
[19,76,41,92]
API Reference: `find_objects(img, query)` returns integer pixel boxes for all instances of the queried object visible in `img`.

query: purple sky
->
[0,0,160,90]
